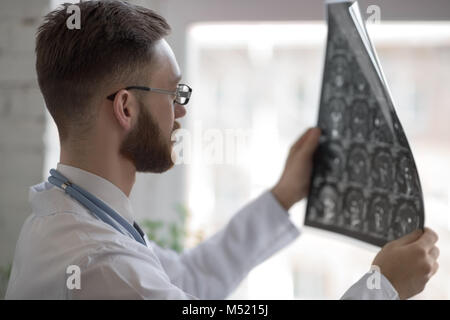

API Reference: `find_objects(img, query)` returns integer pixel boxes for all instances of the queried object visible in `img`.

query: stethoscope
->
[47,169,147,246]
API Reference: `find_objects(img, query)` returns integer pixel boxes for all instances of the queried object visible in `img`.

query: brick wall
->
[0,0,50,285]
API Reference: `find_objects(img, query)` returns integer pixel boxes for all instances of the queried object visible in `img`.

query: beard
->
[119,101,174,173]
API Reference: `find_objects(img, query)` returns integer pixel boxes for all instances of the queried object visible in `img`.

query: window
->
[185,22,450,299]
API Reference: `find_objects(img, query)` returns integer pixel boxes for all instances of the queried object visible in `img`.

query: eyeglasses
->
[106,83,192,105]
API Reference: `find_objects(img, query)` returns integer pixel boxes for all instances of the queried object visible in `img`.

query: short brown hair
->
[36,0,171,141]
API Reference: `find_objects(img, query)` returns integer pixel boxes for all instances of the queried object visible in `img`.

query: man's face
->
[120,39,186,173]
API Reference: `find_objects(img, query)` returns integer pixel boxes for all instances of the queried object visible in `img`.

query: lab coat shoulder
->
[7,182,193,299]
[67,240,197,299]
[29,209,196,299]
[6,209,134,299]
[149,190,301,299]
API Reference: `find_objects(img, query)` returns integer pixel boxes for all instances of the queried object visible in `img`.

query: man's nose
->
[174,104,186,119]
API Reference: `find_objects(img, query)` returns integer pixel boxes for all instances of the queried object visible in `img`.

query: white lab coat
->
[5,163,398,299]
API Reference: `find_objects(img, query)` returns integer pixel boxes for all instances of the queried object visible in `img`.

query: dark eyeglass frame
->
[106,83,192,105]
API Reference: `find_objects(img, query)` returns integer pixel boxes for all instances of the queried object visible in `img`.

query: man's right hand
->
[372,227,439,299]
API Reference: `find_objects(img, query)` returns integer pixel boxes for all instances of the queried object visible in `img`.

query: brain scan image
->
[305,0,424,247]
[396,153,419,196]
[368,195,391,235]
[329,55,351,91]
[316,142,345,180]
[392,202,420,238]
[371,106,393,144]
[393,116,409,147]
[311,185,340,225]
[350,100,370,140]
[371,149,394,190]
[343,189,365,230]
[347,146,369,184]
[331,30,348,51]
[323,98,347,138]
[352,69,370,96]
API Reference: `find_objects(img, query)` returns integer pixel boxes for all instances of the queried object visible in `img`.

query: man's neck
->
[59,147,136,197]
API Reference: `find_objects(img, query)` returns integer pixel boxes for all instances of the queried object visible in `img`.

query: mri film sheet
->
[305,1,425,247]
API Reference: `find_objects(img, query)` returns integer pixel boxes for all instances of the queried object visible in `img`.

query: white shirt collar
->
[56,163,135,225]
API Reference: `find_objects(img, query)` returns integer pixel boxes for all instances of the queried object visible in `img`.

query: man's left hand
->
[271,127,321,210]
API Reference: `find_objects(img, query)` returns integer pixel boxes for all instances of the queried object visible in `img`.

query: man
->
[6,0,439,299]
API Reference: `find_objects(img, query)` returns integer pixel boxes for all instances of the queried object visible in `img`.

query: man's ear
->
[112,90,137,132]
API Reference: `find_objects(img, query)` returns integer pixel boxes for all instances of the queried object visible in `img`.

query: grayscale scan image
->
[305,0,425,247]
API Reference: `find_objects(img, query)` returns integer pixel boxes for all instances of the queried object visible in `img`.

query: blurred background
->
[0,0,449,299]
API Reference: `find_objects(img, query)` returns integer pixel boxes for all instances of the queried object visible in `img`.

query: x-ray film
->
[305,0,425,247]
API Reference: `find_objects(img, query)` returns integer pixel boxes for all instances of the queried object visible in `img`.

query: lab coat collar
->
[49,163,136,225]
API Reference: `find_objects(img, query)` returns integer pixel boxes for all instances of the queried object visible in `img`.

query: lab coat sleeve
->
[340,270,399,300]
[149,190,301,299]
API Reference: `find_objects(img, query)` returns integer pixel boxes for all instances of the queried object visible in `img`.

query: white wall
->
[163,0,450,74]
